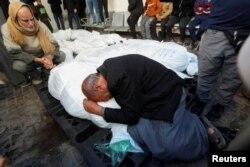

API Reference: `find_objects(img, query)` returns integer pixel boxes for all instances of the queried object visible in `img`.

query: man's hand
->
[83,99,102,116]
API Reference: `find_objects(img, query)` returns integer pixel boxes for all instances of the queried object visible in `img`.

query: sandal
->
[200,116,227,150]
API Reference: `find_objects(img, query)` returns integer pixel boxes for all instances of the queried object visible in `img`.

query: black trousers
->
[127,12,141,39]
[97,0,108,22]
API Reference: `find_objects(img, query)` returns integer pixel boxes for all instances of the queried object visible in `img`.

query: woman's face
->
[17,6,35,32]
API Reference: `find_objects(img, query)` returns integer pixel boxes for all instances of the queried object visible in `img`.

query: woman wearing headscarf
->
[1,1,65,85]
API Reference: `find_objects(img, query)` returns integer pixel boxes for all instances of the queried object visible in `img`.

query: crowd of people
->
[0,0,250,166]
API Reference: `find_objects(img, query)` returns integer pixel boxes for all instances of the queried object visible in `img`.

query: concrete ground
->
[0,83,89,167]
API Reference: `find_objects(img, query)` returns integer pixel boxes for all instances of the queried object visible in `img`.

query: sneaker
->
[32,79,43,85]
[206,104,224,121]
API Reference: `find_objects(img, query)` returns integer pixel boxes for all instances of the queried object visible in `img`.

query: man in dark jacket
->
[48,0,65,30]
[127,0,143,39]
[63,0,81,29]
[82,54,210,163]
[166,0,195,43]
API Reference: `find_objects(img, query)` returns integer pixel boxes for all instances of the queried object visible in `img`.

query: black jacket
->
[97,54,184,125]
[48,0,63,14]
[128,0,143,14]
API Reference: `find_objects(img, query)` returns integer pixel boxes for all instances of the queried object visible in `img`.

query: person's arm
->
[128,0,137,12]
[159,2,173,19]
[152,0,163,16]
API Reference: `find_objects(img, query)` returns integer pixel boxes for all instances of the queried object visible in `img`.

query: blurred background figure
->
[34,0,53,32]
[77,0,87,22]
[226,35,250,151]
[48,0,65,30]
[127,0,143,39]
[86,0,101,25]
[0,0,9,19]
[97,0,109,24]
[63,0,82,29]
[20,0,38,19]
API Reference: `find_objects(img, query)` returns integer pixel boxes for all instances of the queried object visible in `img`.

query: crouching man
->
[82,54,218,165]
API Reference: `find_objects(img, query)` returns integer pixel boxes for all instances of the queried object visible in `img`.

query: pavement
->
[0,83,88,167]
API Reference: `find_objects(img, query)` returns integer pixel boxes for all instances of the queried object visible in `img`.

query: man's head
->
[82,73,112,102]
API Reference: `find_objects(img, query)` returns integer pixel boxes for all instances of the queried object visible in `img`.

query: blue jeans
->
[140,15,155,39]
[86,0,101,24]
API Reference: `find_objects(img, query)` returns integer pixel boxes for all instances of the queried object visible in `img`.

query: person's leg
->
[97,0,104,22]
[87,0,95,24]
[145,17,155,39]
[140,15,147,39]
[43,19,53,32]
[73,13,82,29]
[93,0,101,23]
[58,13,65,29]
[12,60,41,82]
[149,18,158,40]
[127,12,141,39]
[165,16,178,41]
[103,0,108,19]
[214,34,241,105]
[68,12,73,29]
[159,18,168,40]
[0,41,25,85]
[179,16,190,43]
[53,13,60,29]
[128,90,209,162]
[196,29,227,103]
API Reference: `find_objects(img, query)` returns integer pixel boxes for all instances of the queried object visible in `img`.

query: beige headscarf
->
[7,1,55,54]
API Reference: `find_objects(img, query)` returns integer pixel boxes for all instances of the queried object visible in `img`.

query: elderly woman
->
[1,1,65,85]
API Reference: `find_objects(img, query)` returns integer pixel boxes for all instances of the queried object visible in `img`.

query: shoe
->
[189,97,207,115]
[32,79,43,85]
[206,104,224,121]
